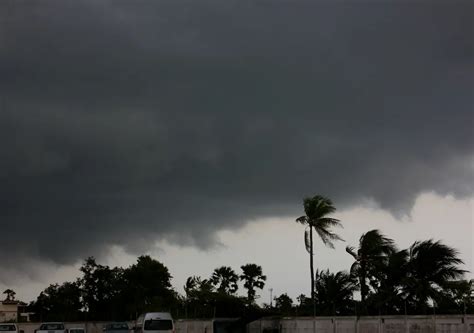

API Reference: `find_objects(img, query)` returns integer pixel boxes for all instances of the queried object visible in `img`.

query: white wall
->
[247,316,474,333]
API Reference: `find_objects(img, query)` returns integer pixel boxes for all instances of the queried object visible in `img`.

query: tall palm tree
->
[210,266,239,295]
[403,239,466,312]
[296,195,342,303]
[346,229,396,306]
[240,264,266,305]
[314,270,357,316]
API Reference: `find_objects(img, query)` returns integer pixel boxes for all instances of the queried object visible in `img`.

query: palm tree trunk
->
[360,267,367,315]
[310,226,315,313]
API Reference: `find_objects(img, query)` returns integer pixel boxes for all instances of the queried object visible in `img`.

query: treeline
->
[11,195,470,321]
[272,230,474,317]
[23,229,473,322]
[26,257,269,322]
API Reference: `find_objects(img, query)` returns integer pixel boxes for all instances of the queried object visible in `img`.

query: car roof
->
[144,312,172,320]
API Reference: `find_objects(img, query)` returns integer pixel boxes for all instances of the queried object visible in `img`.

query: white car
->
[0,324,18,333]
[134,312,174,333]
[36,323,67,333]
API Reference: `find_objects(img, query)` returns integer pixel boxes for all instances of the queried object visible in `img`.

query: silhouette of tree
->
[402,240,466,313]
[314,270,357,316]
[240,264,266,305]
[367,249,409,315]
[346,229,396,309]
[183,276,216,318]
[29,282,82,321]
[437,279,474,314]
[2,289,15,301]
[296,195,342,307]
[210,266,239,295]
[123,255,174,315]
[79,257,125,320]
[274,293,294,315]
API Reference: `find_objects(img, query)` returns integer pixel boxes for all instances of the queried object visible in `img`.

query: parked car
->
[103,323,129,333]
[0,324,18,333]
[134,313,174,333]
[36,323,67,333]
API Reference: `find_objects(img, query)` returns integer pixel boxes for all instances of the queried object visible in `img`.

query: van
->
[134,312,174,333]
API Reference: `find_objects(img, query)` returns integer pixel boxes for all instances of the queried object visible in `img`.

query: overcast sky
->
[0,0,472,302]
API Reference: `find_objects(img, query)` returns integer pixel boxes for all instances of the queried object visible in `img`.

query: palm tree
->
[369,249,409,314]
[346,229,396,306]
[183,276,215,318]
[402,239,466,312]
[296,195,342,304]
[3,289,16,301]
[240,264,266,304]
[210,266,239,295]
[314,270,357,315]
[184,276,214,299]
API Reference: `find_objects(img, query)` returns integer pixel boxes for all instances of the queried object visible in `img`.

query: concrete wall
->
[247,316,474,333]
[175,320,213,333]
[15,317,474,333]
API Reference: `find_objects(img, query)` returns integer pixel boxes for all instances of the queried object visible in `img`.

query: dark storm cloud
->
[0,0,473,277]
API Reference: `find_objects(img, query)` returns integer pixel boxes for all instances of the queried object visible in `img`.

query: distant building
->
[0,300,19,322]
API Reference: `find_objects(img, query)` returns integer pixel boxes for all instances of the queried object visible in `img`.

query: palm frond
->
[346,246,358,259]
[315,227,343,249]
[296,215,308,224]
[316,217,343,228]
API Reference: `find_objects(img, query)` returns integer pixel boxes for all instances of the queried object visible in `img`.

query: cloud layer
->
[1,0,472,277]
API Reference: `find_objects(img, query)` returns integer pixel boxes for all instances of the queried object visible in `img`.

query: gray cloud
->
[0,0,473,279]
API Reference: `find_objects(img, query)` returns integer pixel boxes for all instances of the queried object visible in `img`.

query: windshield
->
[144,320,172,331]
[0,325,16,332]
[40,324,65,331]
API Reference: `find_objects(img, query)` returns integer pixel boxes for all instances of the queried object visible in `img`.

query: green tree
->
[314,270,357,316]
[403,240,466,313]
[210,266,239,295]
[296,195,342,305]
[346,229,396,308]
[240,264,266,305]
